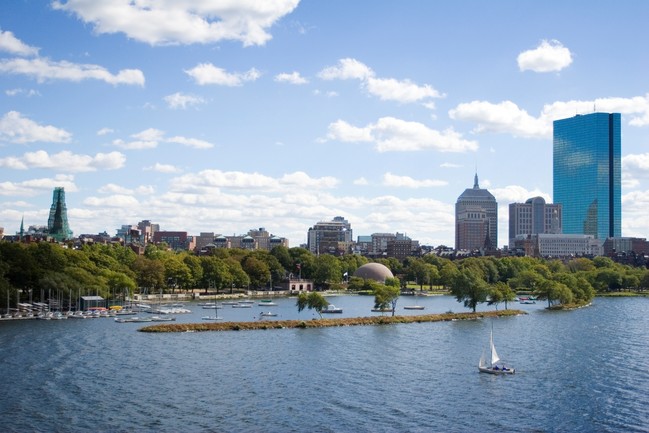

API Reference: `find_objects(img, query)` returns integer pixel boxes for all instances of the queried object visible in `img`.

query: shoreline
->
[138,309,525,333]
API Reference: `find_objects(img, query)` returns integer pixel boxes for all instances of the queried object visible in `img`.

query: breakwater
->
[139,309,524,332]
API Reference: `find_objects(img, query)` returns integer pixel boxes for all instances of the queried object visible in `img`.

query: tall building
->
[307,216,353,255]
[509,197,562,248]
[47,187,73,241]
[455,174,497,251]
[553,112,621,240]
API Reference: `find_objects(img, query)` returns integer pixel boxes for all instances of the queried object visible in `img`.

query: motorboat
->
[404,305,425,310]
[321,304,343,314]
[259,311,277,317]
[258,300,278,306]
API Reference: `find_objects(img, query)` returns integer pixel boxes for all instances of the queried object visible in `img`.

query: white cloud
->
[449,100,550,138]
[318,58,443,104]
[185,63,261,86]
[274,71,308,85]
[0,111,72,144]
[52,0,300,47]
[164,92,206,109]
[167,136,214,149]
[326,117,478,153]
[95,184,155,196]
[440,162,462,168]
[490,185,551,204]
[145,163,182,174]
[84,194,140,208]
[0,29,39,56]
[518,39,573,73]
[382,173,447,188]
[0,57,145,86]
[112,128,214,150]
[623,153,649,172]
[96,127,114,136]
[318,58,375,80]
[0,175,77,196]
[0,150,125,172]
[5,88,40,97]
[365,77,443,103]
[280,171,338,188]
[172,169,338,193]
[353,177,369,186]
[449,94,649,138]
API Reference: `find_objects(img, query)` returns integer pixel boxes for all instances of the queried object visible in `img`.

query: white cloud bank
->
[164,92,206,109]
[0,150,126,172]
[274,71,308,85]
[185,64,261,86]
[51,0,300,47]
[518,40,573,73]
[0,111,72,144]
[0,57,145,86]
[112,128,214,150]
[0,29,39,56]
[318,58,443,105]
[449,94,649,138]
[326,117,478,153]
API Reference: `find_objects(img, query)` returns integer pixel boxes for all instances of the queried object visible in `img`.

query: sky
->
[1,1,649,249]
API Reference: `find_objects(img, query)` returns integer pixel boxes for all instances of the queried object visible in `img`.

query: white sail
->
[489,330,500,366]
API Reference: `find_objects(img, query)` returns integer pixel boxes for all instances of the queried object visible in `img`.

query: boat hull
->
[478,366,515,375]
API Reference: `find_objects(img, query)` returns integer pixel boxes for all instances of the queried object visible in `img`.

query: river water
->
[1,295,648,432]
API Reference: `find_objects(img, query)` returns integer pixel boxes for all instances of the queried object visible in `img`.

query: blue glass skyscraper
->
[553,112,621,240]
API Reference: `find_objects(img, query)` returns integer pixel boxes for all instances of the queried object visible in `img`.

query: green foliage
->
[450,267,489,313]
[296,291,329,318]
[373,283,400,316]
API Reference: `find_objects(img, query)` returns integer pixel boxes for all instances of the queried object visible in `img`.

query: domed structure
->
[353,263,394,282]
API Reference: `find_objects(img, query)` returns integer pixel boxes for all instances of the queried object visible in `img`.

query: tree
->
[488,281,516,310]
[450,267,489,312]
[312,254,342,288]
[131,256,165,294]
[374,278,401,316]
[296,291,329,318]
[241,256,270,289]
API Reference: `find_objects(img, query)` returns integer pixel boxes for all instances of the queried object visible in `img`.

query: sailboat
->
[201,302,223,321]
[478,325,514,374]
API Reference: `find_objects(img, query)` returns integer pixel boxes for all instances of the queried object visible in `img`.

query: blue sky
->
[1,0,649,248]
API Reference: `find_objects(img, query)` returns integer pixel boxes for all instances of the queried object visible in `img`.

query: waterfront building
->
[455,174,497,251]
[307,216,353,255]
[602,237,649,256]
[553,112,621,240]
[47,187,73,241]
[137,220,158,244]
[512,233,601,258]
[509,197,562,248]
[153,231,194,250]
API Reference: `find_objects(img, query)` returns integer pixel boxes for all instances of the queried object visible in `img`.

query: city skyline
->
[1,2,649,248]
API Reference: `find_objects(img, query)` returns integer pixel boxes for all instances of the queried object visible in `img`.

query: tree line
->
[1,241,647,310]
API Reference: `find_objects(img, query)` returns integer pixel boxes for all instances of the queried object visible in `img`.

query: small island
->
[138,309,525,333]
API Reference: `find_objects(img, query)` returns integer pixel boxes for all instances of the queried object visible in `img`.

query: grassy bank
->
[139,309,525,333]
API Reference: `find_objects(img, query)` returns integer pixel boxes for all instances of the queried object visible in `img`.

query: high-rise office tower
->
[47,187,73,241]
[553,112,621,239]
[455,174,497,251]
[508,197,562,248]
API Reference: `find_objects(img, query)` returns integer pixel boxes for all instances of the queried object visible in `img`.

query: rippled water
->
[1,296,649,432]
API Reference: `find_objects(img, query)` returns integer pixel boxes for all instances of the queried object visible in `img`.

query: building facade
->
[553,112,621,240]
[47,187,73,241]
[307,216,353,255]
[509,197,562,248]
[512,233,602,258]
[455,174,497,251]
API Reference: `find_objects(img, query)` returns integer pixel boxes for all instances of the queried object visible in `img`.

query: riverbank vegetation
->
[1,240,648,312]
[139,309,525,333]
